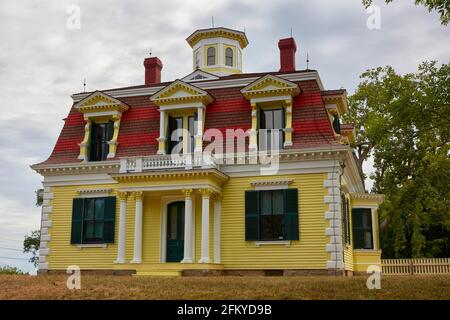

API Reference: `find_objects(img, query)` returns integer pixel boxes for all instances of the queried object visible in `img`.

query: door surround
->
[160,195,196,262]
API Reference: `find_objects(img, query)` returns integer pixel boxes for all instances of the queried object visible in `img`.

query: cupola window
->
[207,47,216,66]
[225,47,233,67]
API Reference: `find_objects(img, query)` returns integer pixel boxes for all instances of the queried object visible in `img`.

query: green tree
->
[363,0,450,25]
[345,61,450,258]
[23,230,40,267]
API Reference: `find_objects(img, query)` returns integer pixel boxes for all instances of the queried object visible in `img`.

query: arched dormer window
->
[207,47,216,66]
[225,47,233,67]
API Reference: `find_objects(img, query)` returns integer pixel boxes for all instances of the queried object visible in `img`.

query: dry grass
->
[1,274,449,300]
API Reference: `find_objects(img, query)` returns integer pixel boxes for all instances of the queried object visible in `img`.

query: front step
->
[133,270,181,277]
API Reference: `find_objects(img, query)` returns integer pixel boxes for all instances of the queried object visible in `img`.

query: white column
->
[181,189,194,263]
[159,110,165,139]
[199,189,212,263]
[195,106,204,154]
[131,192,144,263]
[213,194,222,264]
[115,192,128,264]
[157,110,166,155]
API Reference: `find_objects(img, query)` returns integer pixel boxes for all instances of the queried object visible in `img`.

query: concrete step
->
[133,270,181,277]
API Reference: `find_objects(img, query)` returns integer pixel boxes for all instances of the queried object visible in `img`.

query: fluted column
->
[115,191,128,264]
[131,191,144,263]
[213,193,222,264]
[199,189,213,263]
[181,189,194,263]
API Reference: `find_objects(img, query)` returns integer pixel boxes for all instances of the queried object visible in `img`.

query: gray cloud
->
[0,0,448,273]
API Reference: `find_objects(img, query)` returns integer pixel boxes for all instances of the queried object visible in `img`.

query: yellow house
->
[32,27,383,276]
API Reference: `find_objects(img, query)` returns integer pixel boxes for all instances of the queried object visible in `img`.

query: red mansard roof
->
[39,71,342,166]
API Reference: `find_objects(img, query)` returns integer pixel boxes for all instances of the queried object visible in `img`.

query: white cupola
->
[186,27,249,77]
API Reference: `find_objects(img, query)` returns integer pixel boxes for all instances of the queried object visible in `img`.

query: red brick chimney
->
[144,57,163,85]
[278,38,297,72]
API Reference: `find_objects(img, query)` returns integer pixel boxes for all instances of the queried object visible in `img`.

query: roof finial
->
[290,27,293,37]
[306,53,310,70]
[211,16,214,28]
[83,77,86,93]
[149,48,152,57]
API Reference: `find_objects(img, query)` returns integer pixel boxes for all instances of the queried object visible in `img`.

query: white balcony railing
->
[119,154,218,173]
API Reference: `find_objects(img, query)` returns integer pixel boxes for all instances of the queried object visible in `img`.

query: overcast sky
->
[0,0,448,274]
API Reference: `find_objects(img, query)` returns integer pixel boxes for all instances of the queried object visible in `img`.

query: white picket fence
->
[382,258,450,275]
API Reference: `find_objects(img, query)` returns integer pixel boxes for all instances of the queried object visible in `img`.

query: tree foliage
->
[345,61,450,258]
[23,230,40,267]
[0,265,28,275]
[363,0,450,25]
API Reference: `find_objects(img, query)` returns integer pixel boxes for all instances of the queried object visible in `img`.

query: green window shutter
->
[103,197,116,243]
[352,208,365,249]
[245,190,260,241]
[71,198,84,244]
[283,189,299,240]
[346,199,351,245]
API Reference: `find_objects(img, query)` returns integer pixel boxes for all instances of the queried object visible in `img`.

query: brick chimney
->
[278,37,297,72]
[144,57,163,85]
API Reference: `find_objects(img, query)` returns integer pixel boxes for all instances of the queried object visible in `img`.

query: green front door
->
[166,201,185,262]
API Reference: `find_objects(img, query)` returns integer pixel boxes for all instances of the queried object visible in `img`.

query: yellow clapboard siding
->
[47,172,330,271]
[220,173,328,270]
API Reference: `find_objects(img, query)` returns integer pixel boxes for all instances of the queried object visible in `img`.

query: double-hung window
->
[188,115,197,153]
[89,121,114,161]
[245,189,299,241]
[352,208,374,249]
[167,116,183,154]
[70,197,116,245]
[259,108,285,151]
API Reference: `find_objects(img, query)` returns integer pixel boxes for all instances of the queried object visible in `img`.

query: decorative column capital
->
[132,191,144,201]
[212,192,223,201]
[182,188,193,198]
[200,188,214,198]
[117,191,128,201]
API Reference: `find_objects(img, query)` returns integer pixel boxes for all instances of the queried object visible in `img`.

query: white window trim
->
[353,205,378,251]
[76,244,108,249]
[255,240,291,247]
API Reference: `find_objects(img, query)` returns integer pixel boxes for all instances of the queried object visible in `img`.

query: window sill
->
[255,241,291,247]
[353,249,381,253]
[76,244,108,249]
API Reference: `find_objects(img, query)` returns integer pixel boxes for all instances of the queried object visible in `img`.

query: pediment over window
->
[150,80,214,106]
[182,70,219,82]
[240,74,300,100]
[74,91,129,118]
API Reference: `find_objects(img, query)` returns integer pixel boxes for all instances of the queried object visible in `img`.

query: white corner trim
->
[39,248,51,256]
[41,220,52,228]
[38,263,48,270]
[76,244,108,249]
[41,234,51,241]
[327,260,344,269]
[255,240,291,247]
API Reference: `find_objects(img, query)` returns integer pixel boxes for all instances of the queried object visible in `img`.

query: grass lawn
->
[1,274,449,300]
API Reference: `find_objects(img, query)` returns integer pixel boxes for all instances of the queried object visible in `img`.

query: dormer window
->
[74,91,129,162]
[207,47,216,66]
[332,115,341,134]
[89,121,114,161]
[259,108,285,151]
[225,47,233,67]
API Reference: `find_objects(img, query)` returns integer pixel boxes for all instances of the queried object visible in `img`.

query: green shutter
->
[103,197,116,243]
[352,208,365,249]
[283,189,299,240]
[71,198,84,244]
[245,190,260,241]
[346,199,351,244]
